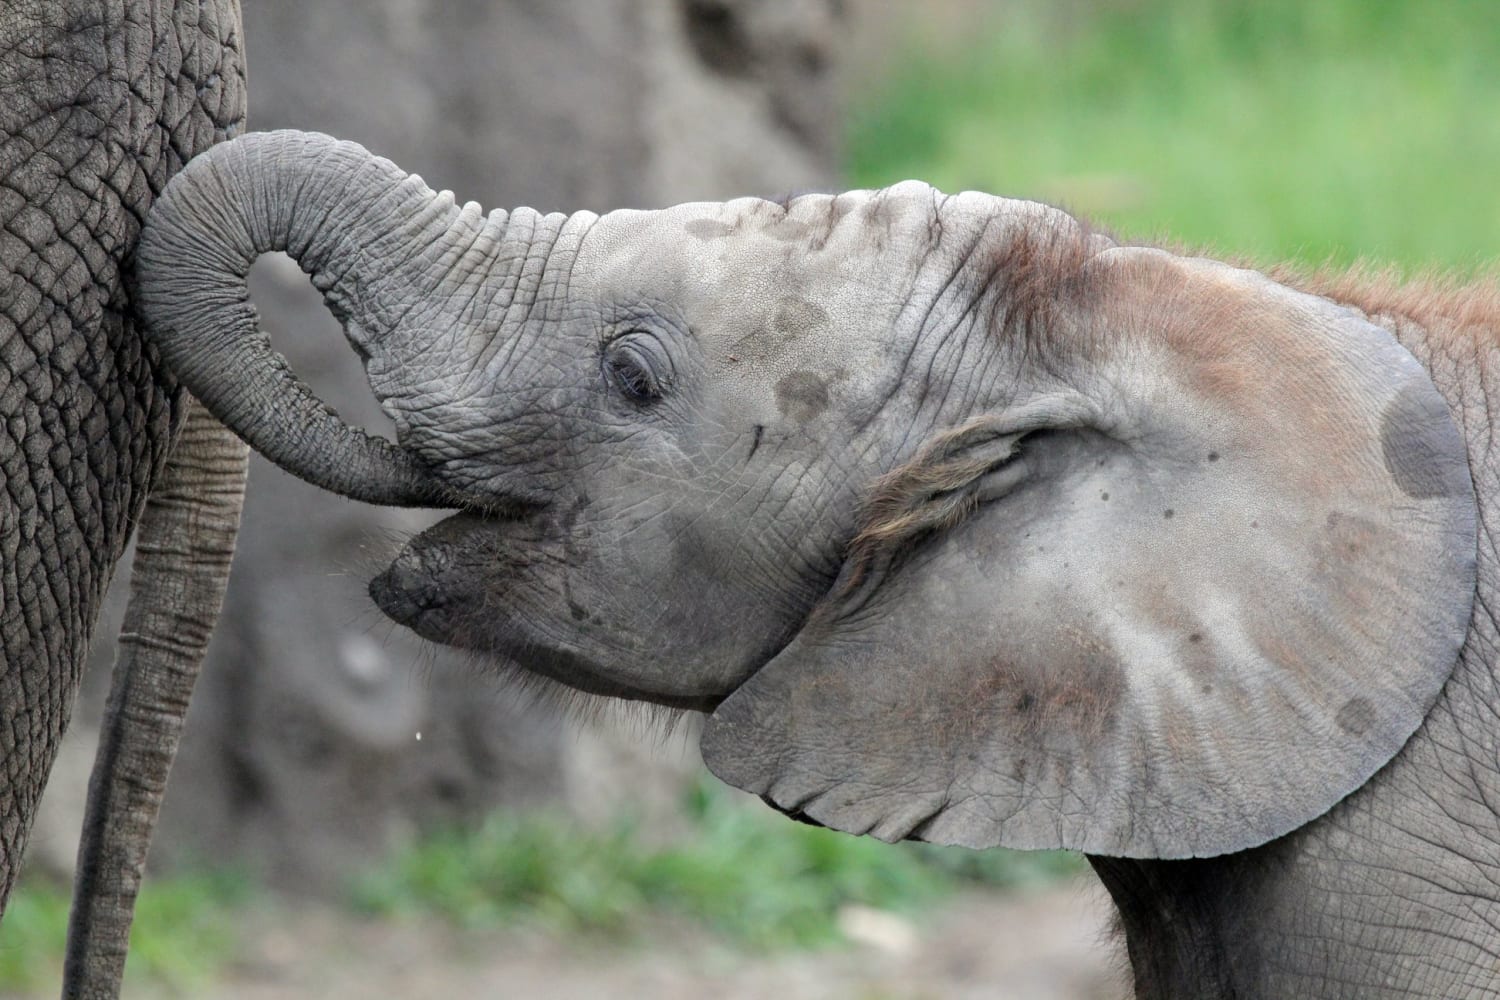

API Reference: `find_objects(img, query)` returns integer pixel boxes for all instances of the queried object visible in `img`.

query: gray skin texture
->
[0,2,248,996]
[139,131,1496,999]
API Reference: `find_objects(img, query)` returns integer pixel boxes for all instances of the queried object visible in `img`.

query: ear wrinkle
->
[830,416,1017,608]
[760,796,830,830]
[830,396,1095,616]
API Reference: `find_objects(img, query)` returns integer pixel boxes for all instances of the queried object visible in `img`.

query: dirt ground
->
[150,878,1125,1000]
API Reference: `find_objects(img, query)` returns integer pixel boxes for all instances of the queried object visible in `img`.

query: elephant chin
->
[515,649,728,714]
[367,564,726,713]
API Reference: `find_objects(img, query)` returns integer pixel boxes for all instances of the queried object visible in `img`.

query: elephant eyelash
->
[604,351,660,401]
[601,332,672,403]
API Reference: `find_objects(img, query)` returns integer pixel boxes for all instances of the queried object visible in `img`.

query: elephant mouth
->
[368,561,727,713]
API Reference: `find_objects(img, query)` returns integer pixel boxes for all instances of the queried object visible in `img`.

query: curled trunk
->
[135,129,476,507]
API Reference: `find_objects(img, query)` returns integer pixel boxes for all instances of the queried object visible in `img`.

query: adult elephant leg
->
[63,401,247,999]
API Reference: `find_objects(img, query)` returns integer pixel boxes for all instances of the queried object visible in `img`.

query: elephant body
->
[0,0,246,905]
[136,129,1500,996]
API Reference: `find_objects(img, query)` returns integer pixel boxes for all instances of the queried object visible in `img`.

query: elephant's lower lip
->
[368,565,444,628]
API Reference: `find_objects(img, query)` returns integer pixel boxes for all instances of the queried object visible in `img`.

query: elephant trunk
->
[136,129,475,507]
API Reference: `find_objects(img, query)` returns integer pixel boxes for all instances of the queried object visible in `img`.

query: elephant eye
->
[602,332,671,403]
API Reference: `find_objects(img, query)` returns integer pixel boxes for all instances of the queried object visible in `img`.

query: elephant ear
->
[702,246,1476,859]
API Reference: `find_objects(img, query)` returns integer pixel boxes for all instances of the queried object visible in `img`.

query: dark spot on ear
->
[1163,508,1175,519]
[984,643,1124,740]
[775,370,829,422]
[1323,509,1373,557]
[748,424,764,460]
[1100,491,1110,501]
[773,298,829,338]
[685,218,735,241]
[1380,379,1468,499]
[1335,695,1377,736]
[1200,684,1213,695]
[1188,632,1203,644]
[1250,519,1259,529]
[1207,451,1220,462]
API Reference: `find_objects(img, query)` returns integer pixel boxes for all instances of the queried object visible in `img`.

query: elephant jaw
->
[367,514,738,713]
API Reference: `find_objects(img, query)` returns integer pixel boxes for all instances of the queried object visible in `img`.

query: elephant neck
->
[1087,855,1252,1000]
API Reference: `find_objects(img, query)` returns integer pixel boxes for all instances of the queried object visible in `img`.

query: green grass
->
[0,797,1076,998]
[846,0,1500,271]
[0,869,253,996]
[351,779,1079,951]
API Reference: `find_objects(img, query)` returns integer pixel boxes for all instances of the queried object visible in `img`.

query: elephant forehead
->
[568,186,1093,431]
[578,183,1084,304]
[577,182,1005,301]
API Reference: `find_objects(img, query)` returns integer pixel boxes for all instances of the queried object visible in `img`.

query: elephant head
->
[138,130,1476,866]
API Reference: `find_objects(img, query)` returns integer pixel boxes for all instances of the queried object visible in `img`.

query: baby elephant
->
[138,130,1495,999]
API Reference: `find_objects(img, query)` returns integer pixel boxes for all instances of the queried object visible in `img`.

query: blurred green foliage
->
[847,0,1500,270]
[0,795,1075,998]
[351,779,1079,951]
[0,870,251,996]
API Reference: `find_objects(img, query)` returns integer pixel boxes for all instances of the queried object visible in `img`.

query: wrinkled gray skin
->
[0,3,248,996]
[140,130,1498,999]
